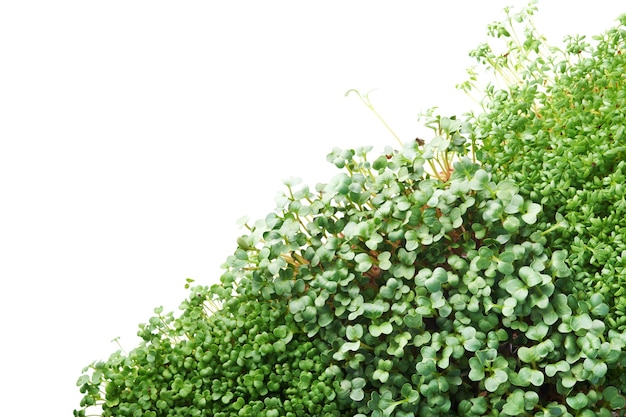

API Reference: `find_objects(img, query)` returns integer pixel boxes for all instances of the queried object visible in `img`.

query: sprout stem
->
[345,89,403,147]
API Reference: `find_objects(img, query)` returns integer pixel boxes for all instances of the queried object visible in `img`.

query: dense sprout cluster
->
[465,3,626,332]
[76,133,626,416]
[75,284,347,417]
[76,3,626,417]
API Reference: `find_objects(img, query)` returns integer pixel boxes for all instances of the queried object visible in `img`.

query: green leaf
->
[503,194,524,214]
[401,383,420,403]
[369,321,393,337]
[550,250,571,278]
[561,372,577,388]
[372,368,389,383]
[378,251,392,270]
[524,391,539,410]
[552,293,572,318]
[338,341,361,354]
[497,252,516,274]
[274,278,292,296]
[469,169,491,191]
[484,368,507,392]
[496,180,519,201]
[302,305,317,321]
[373,155,388,170]
[502,216,520,234]
[398,247,417,266]
[545,360,570,377]
[502,297,517,317]
[483,200,504,223]
[589,294,609,316]
[468,357,485,381]
[603,386,626,409]
[502,390,525,415]
[525,323,549,341]
[566,393,589,410]
[350,387,365,402]
[504,278,528,302]
[464,337,483,352]
[472,223,486,240]
[404,312,423,329]
[570,313,593,332]
[520,201,541,224]
[366,233,384,250]
[519,266,542,287]
[584,357,607,379]
[355,253,373,272]
[528,368,544,386]
[346,324,363,341]
[318,310,334,327]
[272,325,289,339]
[517,346,539,363]
[362,301,389,319]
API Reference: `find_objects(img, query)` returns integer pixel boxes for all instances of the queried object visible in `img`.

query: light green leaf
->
[520,201,541,224]
[566,393,589,410]
[571,313,593,332]
[502,390,525,416]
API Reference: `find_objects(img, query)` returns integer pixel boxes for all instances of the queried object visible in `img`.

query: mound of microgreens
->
[76,273,358,417]
[75,3,626,417]
[460,2,626,334]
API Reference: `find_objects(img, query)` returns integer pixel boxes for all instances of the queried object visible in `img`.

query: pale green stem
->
[345,89,403,147]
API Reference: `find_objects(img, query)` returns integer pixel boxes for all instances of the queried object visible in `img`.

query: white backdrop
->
[1,1,624,415]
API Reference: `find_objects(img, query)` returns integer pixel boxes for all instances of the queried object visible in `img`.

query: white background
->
[1,1,624,415]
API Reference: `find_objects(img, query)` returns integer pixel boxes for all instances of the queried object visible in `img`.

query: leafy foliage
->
[75,284,348,417]
[75,3,626,417]
[464,2,626,333]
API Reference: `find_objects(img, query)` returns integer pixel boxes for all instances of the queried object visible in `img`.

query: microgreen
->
[75,3,626,417]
